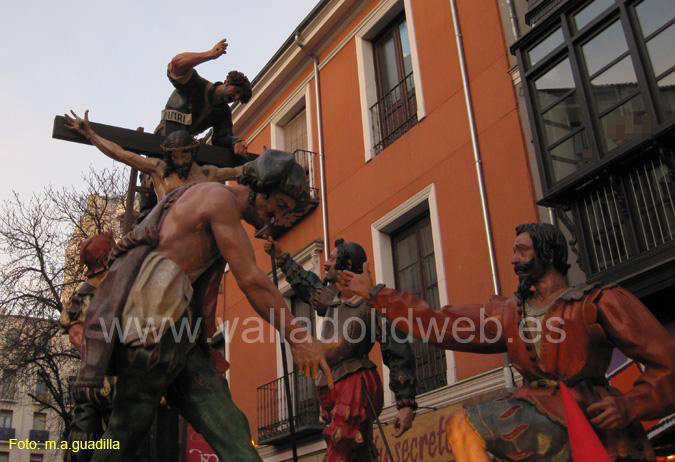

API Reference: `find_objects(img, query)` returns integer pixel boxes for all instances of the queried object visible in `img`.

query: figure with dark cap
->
[338,223,675,462]
[64,110,244,200]
[76,150,334,462]
[158,39,252,157]
[265,238,417,462]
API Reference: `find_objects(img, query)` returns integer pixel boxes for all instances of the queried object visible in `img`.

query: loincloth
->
[121,251,193,346]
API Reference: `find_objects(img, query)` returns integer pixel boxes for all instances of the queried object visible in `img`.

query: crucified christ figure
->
[64,110,243,201]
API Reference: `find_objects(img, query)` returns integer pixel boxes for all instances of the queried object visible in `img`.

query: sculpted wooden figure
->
[74,151,333,462]
[64,111,243,201]
[265,238,418,462]
[158,39,252,158]
[338,223,675,462]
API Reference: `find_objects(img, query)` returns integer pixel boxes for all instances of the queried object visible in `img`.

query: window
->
[34,377,49,401]
[635,0,675,118]
[0,377,16,401]
[371,15,417,153]
[0,452,8,462]
[271,88,316,198]
[281,108,310,173]
[392,214,447,395]
[29,454,43,462]
[516,0,675,189]
[0,411,11,428]
[33,412,46,431]
[282,108,308,154]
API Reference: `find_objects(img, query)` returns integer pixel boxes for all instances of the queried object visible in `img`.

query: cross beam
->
[52,116,255,168]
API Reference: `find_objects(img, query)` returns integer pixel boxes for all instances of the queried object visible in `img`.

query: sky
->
[0,0,320,203]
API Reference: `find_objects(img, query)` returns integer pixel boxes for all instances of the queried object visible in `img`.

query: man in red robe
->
[337,223,675,462]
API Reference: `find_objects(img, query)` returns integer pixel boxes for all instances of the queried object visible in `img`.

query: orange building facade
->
[216,0,541,460]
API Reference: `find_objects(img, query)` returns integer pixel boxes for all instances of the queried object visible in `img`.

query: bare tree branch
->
[0,164,130,438]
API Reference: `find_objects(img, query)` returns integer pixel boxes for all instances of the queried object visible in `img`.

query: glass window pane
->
[548,130,593,182]
[534,59,575,108]
[646,22,675,78]
[395,234,417,269]
[657,71,675,117]
[399,20,412,77]
[419,222,434,257]
[600,95,651,151]
[540,94,584,146]
[574,0,615,30]
[0,411,12,428]
[582,21,629,76]
[590,55,639,113]
[376,33,399,94]
[636,0,675,37]
[528,28,564,66]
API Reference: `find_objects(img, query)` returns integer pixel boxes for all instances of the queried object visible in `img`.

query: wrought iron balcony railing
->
[292,149,319,201]
[29,429,49,443]
[257,371,323,446]
[0,427,16,441]
[564,148,675,278]
[370,72,418,154]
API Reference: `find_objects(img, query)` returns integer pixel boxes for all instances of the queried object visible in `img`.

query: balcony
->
[29,429,49,443]
[0,427,16,441]
[256,371,323,446]
[291,149,319,202]
[561,147,675,279]
[370,72,418,155]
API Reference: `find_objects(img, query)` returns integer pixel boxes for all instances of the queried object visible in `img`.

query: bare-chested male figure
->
[77,150,333,462]
[64,110,242,201]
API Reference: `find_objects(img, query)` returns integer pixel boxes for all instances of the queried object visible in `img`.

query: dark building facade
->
[503,0,675,456]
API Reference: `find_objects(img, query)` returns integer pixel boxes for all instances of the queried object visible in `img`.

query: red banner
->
[186,424,219,462]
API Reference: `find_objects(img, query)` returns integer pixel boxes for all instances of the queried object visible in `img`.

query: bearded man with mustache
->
[337,223,675,462]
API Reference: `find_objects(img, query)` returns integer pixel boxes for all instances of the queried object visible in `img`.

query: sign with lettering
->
[373,405,459,462]
[186,424,218,462]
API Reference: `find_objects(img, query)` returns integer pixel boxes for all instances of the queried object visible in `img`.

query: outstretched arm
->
[337,266,507,353]
[169,39,227,77]
[64,110,160,174]
[207,187,333,386]
[206,165,245,183]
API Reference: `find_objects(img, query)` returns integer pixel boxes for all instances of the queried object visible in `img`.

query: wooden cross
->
[52,115,256,232]
[51,115,255,167]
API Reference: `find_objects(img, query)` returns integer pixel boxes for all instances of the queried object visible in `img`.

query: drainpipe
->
[295,33,330,258]
[505,0,521,41]
[449,0,515,390]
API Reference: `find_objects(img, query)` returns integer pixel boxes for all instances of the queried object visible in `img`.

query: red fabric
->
[319,368,383,462]
[560,383,612,462]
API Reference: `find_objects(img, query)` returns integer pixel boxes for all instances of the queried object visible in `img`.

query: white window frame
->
[356,0,426,162]
[270,83,316,195]
[371,183,455,406]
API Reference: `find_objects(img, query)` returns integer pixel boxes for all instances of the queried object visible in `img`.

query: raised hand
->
[209,39,228,59]
[336,262,374,299]
[263,237,283,259]
[234,141,248,157]
[64,110,92,138]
